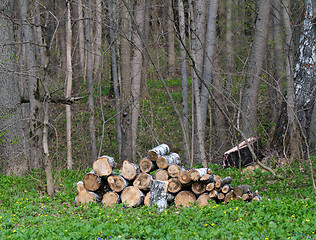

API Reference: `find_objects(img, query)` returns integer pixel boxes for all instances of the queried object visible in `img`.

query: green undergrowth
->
[0,166,315,239]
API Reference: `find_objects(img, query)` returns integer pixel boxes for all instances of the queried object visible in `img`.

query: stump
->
[149,180,169,212]
[156,153,181,169]
[178,170,191,185]
[148,144,170,162]
[102,191,120,207]
[121,160,140,180]
[93,155,116,176]
[167,164,184,178]
[133,172,152,191]
[167,178,182,193]
[121,186,145,207]
[174,191,196,208]
[155,169,169,181]
[82,171,102,192]
[139,158,157,173]
[107,175,129,192]
[197,193,211,207]
[189,168,211,181]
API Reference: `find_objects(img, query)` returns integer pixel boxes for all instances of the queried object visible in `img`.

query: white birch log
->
[156,153,181,169]
[139,157,157,173]
[121,186,145,207]
[168,164,185,178]
[149,180,169,212]
[154,169,169,181]
[189,168,211,181]
[82,170,102,191]
[147,144,170,161]
[93,155,116,176]
[133,172,152,191]
[107,175,130,192]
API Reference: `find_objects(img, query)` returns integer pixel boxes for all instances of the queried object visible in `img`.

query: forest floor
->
[0,163,315,239]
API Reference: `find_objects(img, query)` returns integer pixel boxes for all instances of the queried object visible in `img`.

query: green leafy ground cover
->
[0,166,315,239]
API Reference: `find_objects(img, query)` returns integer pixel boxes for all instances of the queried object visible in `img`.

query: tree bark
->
[0,0,28,175]
[167,1,175,78]
[241,0,271,137]
[225,0,234,96]
[85,0,97,162]
[147,144,170,161]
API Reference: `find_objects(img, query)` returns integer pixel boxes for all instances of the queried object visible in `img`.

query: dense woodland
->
[0,0,316,195]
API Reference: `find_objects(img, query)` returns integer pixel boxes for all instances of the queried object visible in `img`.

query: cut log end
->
[168,164,182,178]
[108,175,129,192]
[82,172,101,192]
[139,158,156,173]
[133,172,152,191]
[155,169,169,181]
[102,191,120,207]
[174,191,196,208]
[121,186,144,207]
[157,156,168,169]
[93,156,115,176]
[192,181,206,195]
[121,160,139,180]
[197,193,211,207]
[179,170,191,184]
[167,178,182,193]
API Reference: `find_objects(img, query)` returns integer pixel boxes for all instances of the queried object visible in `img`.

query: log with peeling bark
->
[167,178,182,193]
[82,170,103,192]
[197,193,211,207]
[192,181,207,195]
[155,169,169,181]
[200,174,215,184]
[149,180,169,212]
[107,175,130,192]
[206,182,215,191]
[133,172,152,191]
[93,155,116,176]
[156,153,181,169]
[178,170,191,185]
[233,184,253,197]
[224,191,235,203]
[174,191,196,208]
[215,176,232,188]
[121,160,140,180]
[209,190,218,199]
[168,164,185,178]
[189,168,211,181]
[121,186,145,207]
[102,191,120,207]
[139,158,157,173]
[222,184,231,194]
[147,144,170,161]
[76,181,102,205]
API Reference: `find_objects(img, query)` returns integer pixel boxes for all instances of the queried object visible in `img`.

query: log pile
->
[75,144,261,210]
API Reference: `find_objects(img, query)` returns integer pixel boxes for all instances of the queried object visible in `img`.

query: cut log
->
[82,170,102,192]
[197,193,211,207]
[139,158,157,173]
[147,144,170,161]
[174,191,196,208]
[222,184,231,194]
[133,172,152,191]
[224,191,235,203]
[192,181,207,195]
[121,186,145,207]
[168,164,185,178]
[121,160,140,180]
[215,176,232,188]
[200,174,215,184]
[242,193,253,201]
[178,170,191,185]
[102,191,120,207]
[144,191,175,206]
[93,155,116,176]
[76,181,102,204]
[209,190,218,199]
[156,153,181,169]
[214,175,222,182]
[206,182,215,191]
[144,191,151,206]
[167,178,182,193]
[155,169,169,181]
[233,184,253,197]
[217,192,225,201]
[149,180,169,212]
[189,168,211,181]
[107,175,130,192]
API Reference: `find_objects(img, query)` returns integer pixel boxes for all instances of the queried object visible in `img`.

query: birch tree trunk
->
[18,0,43,169]
[108,0,122,159]
[85,1,98,162]
[65,0,73,169]
[178,0,190,164]
[241,0,271,137]
[0,0,28,175]
[93,0,102,76]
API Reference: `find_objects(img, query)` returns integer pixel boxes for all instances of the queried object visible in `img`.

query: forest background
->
[0,0,316,196]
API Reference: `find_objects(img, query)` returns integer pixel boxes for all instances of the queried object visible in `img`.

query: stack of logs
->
[76,144,261,211]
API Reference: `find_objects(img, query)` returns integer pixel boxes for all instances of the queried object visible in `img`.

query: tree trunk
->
[0,0,28,175]
[65,0,73,169]
[108,0,122,160]
[19,0,43,169]
[167,1,175,78]
[85,1,97,162]
[189,168,211,181]
[241,0,271,137]
[225,0,234,96]
[178,0,190,165]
